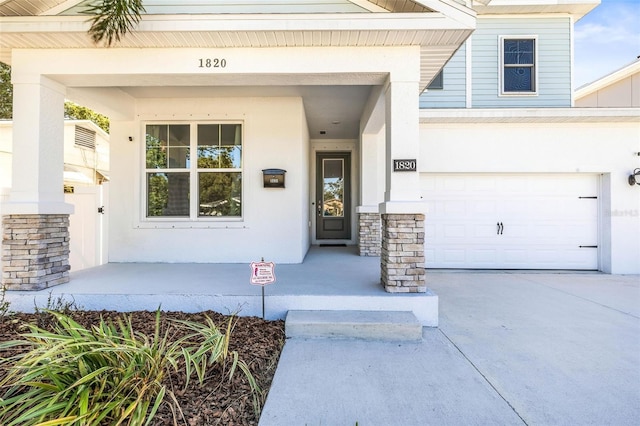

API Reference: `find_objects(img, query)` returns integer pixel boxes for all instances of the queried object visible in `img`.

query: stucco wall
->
[108,96,310,263]
[419,120,640,274]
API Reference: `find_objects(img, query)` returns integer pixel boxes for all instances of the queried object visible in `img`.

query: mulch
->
[0,310,286,425]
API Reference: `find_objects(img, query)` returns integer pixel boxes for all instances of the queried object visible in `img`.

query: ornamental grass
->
[0,309,258,426]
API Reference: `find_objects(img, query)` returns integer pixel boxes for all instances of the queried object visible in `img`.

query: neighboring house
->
[575,58,640,107]
[0,120,109,272]
[0,0,638,295]
[0,120,109,189]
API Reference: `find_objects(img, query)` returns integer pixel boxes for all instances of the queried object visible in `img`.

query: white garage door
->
[421,174,599,270]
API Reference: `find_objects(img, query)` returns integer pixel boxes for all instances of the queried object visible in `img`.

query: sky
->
[573,0,640,88]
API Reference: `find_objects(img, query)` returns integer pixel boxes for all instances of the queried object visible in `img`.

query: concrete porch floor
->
[4,246,439,326]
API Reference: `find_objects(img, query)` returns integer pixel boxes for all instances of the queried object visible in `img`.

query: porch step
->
[285,310,422,341]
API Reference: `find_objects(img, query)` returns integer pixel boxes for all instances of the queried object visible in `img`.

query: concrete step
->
[285,310,423,341]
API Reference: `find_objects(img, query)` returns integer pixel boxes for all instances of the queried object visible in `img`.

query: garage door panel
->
[473,249,499,264]
[443,225,466,238]
[422,174,599,270]
[474,224,496,238]
[443,249,466,263]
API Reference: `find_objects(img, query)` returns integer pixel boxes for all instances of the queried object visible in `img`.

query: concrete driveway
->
[260,272,640,425]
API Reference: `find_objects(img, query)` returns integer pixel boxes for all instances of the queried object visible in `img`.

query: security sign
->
[250,261,276,286]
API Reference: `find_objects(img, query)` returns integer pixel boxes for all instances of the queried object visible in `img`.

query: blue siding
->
[420,44,467,109]
[471,17,572,108]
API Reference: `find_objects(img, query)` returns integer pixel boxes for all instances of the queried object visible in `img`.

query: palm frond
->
[83,0,146,46]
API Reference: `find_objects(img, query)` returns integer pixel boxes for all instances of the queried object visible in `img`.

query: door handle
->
[500,222,504,235]
[497,222,504,235]
[317,200,322,216]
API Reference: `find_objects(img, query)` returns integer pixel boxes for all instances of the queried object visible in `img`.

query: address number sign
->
[393,159,417,172]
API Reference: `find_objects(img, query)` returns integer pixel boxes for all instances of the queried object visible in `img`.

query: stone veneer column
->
[2,214,70,290]
[358,213,381,256]
[380,213,425,293]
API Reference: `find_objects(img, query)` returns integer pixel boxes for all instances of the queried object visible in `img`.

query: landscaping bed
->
[0,310,286,425]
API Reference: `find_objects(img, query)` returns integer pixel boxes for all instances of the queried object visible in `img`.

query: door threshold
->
[319,243,347,247]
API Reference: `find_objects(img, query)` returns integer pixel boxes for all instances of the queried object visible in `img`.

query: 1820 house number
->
[198,58,227,68]
[393,159,417,172]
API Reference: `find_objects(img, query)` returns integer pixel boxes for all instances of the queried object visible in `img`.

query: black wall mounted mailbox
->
[262,169,286,188]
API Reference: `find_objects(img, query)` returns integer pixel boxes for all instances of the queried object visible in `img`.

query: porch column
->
[357,131,383,256]
[379,79,426,293]
[1,75,73,291]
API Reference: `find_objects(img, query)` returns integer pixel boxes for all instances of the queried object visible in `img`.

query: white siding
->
[472,17,572,108]
[419,44,466,109]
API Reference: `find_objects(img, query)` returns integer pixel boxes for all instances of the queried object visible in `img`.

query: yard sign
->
[250,261,276,286]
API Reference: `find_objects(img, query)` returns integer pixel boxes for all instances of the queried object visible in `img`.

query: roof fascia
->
[473,0,600,20]
[0,12,475,33]
[41,0,84,16]
[416,0,476,21]
[419,107,640,123]
[349,0,389,12]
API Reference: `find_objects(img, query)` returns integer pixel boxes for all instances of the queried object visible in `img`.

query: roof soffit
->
[0,1,476,92]
[472,0,600,20]
[0,0,438,16]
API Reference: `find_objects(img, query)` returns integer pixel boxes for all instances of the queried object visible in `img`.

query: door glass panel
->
[323,159,344,217]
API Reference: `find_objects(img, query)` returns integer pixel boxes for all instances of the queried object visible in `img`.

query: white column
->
[379,79,425,214]
[358,131,383,212]
[3,75,72,214]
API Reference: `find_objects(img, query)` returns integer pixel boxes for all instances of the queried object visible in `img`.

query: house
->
[575,58,640,107]
[0,119,109,272]
[0,119,109,189]
[0,0,639,296]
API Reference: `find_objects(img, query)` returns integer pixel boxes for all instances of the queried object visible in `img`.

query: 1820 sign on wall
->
[393,159,417,172]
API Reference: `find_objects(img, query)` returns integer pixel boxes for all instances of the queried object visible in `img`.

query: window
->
[500,37,537,95]
[427,70,444,90]
[145,123,242,219]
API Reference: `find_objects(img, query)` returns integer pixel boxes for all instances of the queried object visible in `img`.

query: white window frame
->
[499,35,538,96]
[142,120,244,223]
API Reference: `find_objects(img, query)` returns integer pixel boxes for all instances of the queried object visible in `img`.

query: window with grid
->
[501,37,537,94]
[145,123,242,219]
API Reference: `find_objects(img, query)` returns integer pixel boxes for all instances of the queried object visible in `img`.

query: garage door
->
[421,174,599,270]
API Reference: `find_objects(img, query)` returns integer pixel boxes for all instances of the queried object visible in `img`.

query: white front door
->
[421,174,599,270]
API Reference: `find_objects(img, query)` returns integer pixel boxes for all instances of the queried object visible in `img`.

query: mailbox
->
[262,169,286,188]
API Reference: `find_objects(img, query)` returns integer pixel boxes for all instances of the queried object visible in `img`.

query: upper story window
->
[427,70,444,90]
[500,36,537,95]
[145,122,242,219]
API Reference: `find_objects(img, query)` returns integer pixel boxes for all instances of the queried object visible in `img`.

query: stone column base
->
[358,213,381,256]
[2,214,70,291]
[381,213,426,293]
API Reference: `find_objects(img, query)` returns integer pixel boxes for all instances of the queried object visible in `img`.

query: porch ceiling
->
[126,83,377,140]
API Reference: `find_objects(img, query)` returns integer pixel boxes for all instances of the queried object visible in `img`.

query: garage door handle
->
[497,222,504,235]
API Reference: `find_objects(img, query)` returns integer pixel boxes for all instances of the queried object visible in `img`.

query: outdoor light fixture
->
[628,168,640,186]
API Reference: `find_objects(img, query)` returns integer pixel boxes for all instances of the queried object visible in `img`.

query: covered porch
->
[1,0,476,306]
[4,246,438,325]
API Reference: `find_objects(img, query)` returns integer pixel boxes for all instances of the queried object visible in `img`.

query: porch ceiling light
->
[629,168,640,186]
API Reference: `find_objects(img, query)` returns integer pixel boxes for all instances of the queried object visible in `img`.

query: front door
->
[316,152,351,240]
